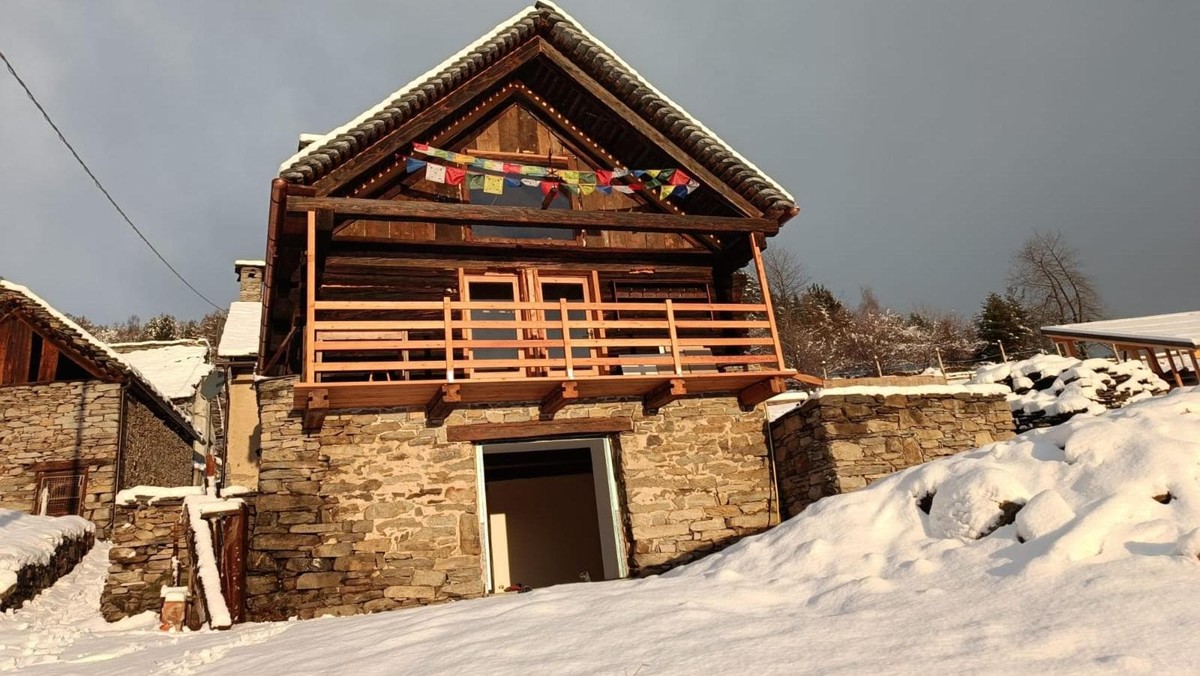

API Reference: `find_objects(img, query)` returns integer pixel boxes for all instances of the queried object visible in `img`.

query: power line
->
[0,49,222,311]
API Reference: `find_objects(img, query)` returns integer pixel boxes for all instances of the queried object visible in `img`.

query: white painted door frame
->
[474,436,627,593]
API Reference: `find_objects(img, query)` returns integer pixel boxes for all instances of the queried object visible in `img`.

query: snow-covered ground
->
[4,389,1200,674]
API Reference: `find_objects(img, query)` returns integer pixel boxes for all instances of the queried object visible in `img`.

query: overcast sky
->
[2,1,1198,324]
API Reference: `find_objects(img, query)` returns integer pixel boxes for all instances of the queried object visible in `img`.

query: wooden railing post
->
[443,297,454,382]
[559,298,574,379]
[665,299,683,375]
[305,210,317,383]
[750,233,787,371]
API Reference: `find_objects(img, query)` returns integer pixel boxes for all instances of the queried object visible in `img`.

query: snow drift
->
[4,389,1200,674]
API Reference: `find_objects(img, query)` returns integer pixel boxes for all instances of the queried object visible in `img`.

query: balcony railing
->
[306,298,781,381]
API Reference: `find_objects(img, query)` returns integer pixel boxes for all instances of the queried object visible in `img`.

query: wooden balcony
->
[296,297,792,426]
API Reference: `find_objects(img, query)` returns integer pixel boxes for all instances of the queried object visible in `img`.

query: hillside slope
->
[4,389,1200,675]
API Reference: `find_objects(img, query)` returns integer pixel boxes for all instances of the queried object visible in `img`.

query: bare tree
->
[762,247,809,301]
[1008,230,1103,327]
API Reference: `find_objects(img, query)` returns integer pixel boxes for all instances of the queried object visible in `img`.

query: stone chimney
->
[234,260,265,302]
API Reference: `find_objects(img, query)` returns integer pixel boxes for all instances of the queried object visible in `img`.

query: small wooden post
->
[873,355,884,378]
[1190,350,1200,385]
[559,298,574,379]
[1111,343,1122,362]
[443,297,454,382]
[997,340,1008,362]
[304,210,317,383]
[821,361,828,380]
[1166,350,1185,388]
[935,348,945,375]
[665,299,683,376]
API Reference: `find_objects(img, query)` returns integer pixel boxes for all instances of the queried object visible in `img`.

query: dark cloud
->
[2,1,1198,323]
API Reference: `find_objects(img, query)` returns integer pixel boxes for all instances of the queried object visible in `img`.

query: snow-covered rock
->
[970,353,1168,430]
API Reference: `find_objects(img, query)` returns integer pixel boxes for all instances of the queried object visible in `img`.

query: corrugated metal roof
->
[1043,311,1200,348]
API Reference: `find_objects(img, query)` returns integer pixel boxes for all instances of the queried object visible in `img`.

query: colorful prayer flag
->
[504,176,522,187]
[483,174,504,195]
[668,170,690,186]
[595,170,613,186]
[405,157,426,174]
[559,170,580,184]
[520,178,541,188]
[445,167,466,186]
[540,181,556,195]
[612,168,630,178]
[580,185,595,195]
[467,173,485,190]
[596,185,613,195]
[425,163,447,184]
[413,143,430,153]
[503,163,522,174]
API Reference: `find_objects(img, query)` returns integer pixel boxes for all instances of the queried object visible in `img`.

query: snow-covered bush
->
[969,353,1168,430]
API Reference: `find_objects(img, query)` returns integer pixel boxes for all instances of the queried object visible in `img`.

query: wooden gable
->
[334,97,703,252]
[0,312,102,386]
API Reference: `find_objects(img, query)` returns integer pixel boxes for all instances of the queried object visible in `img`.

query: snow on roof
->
[276,3,533,174]
[0,509,93,594]
[1043,310,1200,348]
[217,301,262,358]
[0,281,198,436]
[108,341,213,401]
[234,259,266,268]
[277,1,794,203]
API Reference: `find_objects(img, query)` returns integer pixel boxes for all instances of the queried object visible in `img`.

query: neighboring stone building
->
[0,281,201,534]
[769,386,1016,518]
[216,260,264,489]
[111,339,217,478]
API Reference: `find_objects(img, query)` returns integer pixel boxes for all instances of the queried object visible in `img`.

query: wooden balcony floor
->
[293,370,793,412]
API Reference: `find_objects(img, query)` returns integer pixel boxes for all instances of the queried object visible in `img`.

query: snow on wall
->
[183,494,244,629]
[0,510,93,594]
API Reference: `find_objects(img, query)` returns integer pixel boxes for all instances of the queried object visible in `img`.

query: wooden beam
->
[738,377,787,410]
[36,342,59,382]
[643,378,686,415]
[751,233,787,371]
[289,196,777,235]
[425,383,461,426]
[312,40,545,194]
[302,389,329,432]
[791,372,825,389]
[540,380,578,418]
[533,40,764,218]
[447,415,633,443]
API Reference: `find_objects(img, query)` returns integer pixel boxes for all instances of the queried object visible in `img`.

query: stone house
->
[110,338,217,476]
[243,2,801,620]
[0,281,201,534]
[216,260,265,489]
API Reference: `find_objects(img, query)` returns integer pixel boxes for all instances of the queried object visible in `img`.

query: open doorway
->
[476,438,626,592]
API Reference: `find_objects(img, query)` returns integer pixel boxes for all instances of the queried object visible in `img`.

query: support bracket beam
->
[643,378,687,415]
[425,384,461,427]
[302,389,329,432]
[540,381,579,419]
[738,377,788,411]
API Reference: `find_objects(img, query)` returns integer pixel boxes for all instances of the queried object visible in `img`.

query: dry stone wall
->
[120,395,194,489]
[771,391,1014,518]
[246,377,776,620]
[0,531,95,611]
[0,380,122,532]
[101,497,192,622]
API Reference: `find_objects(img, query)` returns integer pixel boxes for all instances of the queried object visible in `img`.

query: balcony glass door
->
[537,276,594,376]
[463,275,524,378]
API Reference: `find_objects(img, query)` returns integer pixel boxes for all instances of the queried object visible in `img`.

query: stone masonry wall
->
[771,391,1015,518]
[120,395,194,490]
[0,530,95,612]
[101,497,192,622]
[246,377,776,621]
[0,381,122,533]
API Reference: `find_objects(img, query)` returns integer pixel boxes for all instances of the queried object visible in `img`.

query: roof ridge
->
[276,3,795,214]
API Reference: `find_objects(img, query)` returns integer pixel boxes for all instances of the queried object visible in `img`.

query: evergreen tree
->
[974,292,1036,361]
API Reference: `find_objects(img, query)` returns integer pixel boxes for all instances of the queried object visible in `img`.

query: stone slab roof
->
[277,1,795,217]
